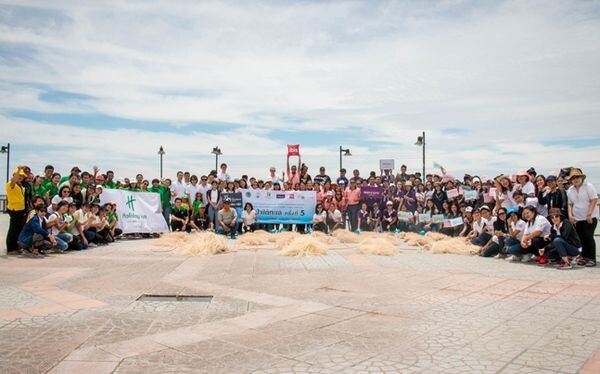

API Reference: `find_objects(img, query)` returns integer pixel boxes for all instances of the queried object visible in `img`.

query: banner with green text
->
[99,189,169,233]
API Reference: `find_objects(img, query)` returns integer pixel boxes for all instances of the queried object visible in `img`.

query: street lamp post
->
[339,146,352,171]
[0,143,10,183]
[211,146,222,172]
[414,132,425,178]
[158,146,165,179]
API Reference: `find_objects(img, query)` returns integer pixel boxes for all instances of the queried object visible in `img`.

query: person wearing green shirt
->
[192,192,204,215]
[104,171,117,189]
[41,165,54,191]
[59,166,81,186]
[105,203,122,241]
[41,173,61,204]
[170,198,189,232]
[149,178,172,229]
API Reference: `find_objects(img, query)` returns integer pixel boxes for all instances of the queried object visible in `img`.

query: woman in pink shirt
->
[345,178,362,231]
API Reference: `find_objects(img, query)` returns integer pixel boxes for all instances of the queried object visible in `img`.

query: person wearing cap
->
[369,202,383,232]
[190,204,213,232]
[546,208,582,269]
[337,168,349,189]
[313,166,331,186]
[381,201,398,232]
[170,198,190,232]
[5,166,28,253]
[538,175,567,218]
[217,197,238,238]
[459,206,474,237]
[399,180,417,213]
[566,168,598,267]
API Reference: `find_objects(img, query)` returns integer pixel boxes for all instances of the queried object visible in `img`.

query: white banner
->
[239,189,316,224]
[379,159,395,171]
[99,189,169,233]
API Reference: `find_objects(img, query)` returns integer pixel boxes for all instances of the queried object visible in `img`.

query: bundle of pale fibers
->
[274,231,301,247]
[332,230,361,243]
[154,231,188,247]
[425,232,450,241]
[358,237,398,256]
[238,230,271,246]
[402,232,435,248]
[279,236,328,256]
[310,231,338,244]
[429,237,479,255]
[173,232,229,256]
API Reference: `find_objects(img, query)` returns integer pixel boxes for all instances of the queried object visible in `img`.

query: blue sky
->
[1,0,600,192]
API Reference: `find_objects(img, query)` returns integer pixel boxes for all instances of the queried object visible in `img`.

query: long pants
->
[347,204,359,231]
[471,232,492,247]
[216,222,237,238]
[6,209,26,252]
[576,218,597,261]
[552,237,581,258]
[55,232,73,252]
[162,206,171,231]
[313,222,328,233]
[508,237,547,256]
[482,236,506,257]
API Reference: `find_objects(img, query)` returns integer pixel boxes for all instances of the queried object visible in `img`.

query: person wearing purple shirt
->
[382,201,398,231]
[400,181,418,213]
[357,202,370,231]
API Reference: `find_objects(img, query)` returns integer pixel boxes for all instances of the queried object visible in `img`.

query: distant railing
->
[0,194,6,213]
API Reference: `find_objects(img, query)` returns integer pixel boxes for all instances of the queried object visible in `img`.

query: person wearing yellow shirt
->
[6,166,27,253]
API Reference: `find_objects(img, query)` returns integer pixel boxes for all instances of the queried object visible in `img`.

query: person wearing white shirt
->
[507,205,550,262]
[185,175,202,207]
[171,171,186,204]
[326,204,343,232]
[312,204,328,233]
[217,163,232,183]
[267,166,281,185]
[242,203,258,233]
[470,206,495,246]
[567,168,598,266]
[197,175,211,204]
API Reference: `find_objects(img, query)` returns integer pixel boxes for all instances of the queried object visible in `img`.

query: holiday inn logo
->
[126,195,136,211]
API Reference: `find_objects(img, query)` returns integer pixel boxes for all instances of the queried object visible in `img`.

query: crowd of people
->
[4,159,598,269]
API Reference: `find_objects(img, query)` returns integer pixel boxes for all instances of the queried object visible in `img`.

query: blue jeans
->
[162,206,171,230]
[347,204,359,231]
[216,222,237,238]
[552,237,581,258]
[471,232,492,247]
[55,232,73,251]
[508,237,546,256]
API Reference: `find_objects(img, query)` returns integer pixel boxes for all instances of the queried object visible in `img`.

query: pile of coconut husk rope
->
[398,232,479,255]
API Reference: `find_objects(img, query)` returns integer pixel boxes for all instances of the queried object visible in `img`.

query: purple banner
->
[361,186,384,202]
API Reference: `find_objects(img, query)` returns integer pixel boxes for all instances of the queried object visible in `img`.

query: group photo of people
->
[4,158,598,270]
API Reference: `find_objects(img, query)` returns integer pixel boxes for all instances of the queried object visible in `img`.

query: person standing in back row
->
[6,166,28,254]
[567,168,598,267]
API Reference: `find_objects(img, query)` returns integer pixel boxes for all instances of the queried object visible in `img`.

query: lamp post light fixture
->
[158,146,165,179]
[414,132,425,178]
[339,146,352,171]
[0,143,10,183]
[211,146,222,172]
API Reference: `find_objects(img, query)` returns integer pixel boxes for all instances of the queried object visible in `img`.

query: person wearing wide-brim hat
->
[514,170,535,197]
[566,168,598,267]
[547,208,582,270]
[494,174,515,209]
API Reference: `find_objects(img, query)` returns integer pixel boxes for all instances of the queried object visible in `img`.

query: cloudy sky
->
[1,0,599,192]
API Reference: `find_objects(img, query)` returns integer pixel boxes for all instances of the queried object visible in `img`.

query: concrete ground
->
[1,214,600,374]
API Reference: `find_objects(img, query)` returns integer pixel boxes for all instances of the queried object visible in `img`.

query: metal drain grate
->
[137,294,213,303]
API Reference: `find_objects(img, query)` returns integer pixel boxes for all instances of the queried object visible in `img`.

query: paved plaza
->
[1,217,600,373]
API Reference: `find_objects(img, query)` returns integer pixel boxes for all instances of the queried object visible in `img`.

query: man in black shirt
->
[313,166,331,186]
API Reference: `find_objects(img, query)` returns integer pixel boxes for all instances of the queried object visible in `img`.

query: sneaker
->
[537,257,548,266]
[506,255,520,262]
[585,260,596,267]
[494,253,505,259]
[556,262,572,270]
[521,253,534,263]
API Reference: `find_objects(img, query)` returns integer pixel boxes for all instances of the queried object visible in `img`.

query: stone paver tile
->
[64,346,121,362]
[580,350,600,374]
[176,338,247,360]
[513,348,588,373]
[99,336,168,359]
[48,360,119,374]
[499,363,562,373]
[0,309,28,320]
[287,313,339,328]
[251,358,336,374]
[149,327,210,348]
[20,303,69,316]
[257,329,353,358]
